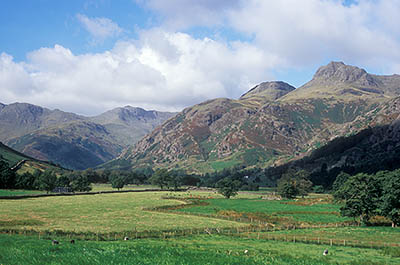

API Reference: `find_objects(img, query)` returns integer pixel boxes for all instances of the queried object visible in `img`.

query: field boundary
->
[2,226,399,249]
[0,188,187,200]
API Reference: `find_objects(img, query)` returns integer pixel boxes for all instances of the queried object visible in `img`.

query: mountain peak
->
[240,81,296,100]
[312,61,378,87]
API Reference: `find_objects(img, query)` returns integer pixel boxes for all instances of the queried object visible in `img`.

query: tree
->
[312,185,324,193]
[277,169,311,199]
[338,173,381,225]
[109,173,126,191]
[216,177,241,199]
[15,172,36,189]
[83,168,102,183]
[277,180,298,199]
[168,174,183,191]
[297,177,313,198]
[36,170,57,193]
[56,173,72,188]
[70,173,92,192]
[0,160,16,189]
[149,169,171,189]
[379,170,400,227]
[332,172,350,200]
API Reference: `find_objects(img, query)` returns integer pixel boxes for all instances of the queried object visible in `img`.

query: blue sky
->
[1,0,399,115]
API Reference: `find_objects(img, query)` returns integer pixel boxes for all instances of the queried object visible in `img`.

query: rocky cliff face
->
[111,62,400,173]
[0,103,175,169]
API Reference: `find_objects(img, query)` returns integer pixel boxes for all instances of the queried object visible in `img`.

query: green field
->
[1,233,399,265]
[0,189,43,196]
[1,189,399,264]
[245,226,400,247]
[0,192,240,233]
[174,196,352,225]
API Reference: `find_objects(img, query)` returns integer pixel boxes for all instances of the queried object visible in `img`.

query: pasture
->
[1,233,399,265]
[0,192,241,234]
[0,189,399,264]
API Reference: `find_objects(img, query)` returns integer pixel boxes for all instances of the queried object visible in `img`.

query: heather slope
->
[111,62,400,173]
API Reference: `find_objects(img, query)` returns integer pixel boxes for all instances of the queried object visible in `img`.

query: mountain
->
[283,61,400,101]
[110,62,400,173]
[0,142,60,174]
[90,106,176,146]
[266,96,400,188]
[0,103,84,143]
[0,104,175,170]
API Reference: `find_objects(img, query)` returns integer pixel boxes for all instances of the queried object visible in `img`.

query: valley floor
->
[0,188,399,264]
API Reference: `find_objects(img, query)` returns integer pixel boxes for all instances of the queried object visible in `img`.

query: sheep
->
[52,240,59,245]
[124,237,129,241]
[323,249,328,256]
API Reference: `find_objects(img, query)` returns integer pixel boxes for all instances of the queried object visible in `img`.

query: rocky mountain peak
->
[240,81,296,100]
[312,61,378,87]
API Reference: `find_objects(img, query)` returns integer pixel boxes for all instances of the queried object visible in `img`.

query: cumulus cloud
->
[2,0,400,116]
[139,0,400,72]
[227,0,400,69]
[77,14,123,42]
[0,30,275,115]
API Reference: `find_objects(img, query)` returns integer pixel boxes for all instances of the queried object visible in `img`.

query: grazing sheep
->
[323,249,328,256]
[244,249,248,254]
[70,239,75,244]
[52,240,59,245]
[124,237,129,241]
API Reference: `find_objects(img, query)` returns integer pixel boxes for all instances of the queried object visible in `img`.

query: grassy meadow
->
[1,233,399,265]
[174,196,352,225]
[0,192,240,233]
[0,188,399,264]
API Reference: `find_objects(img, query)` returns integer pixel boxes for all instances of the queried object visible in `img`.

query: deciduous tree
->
[216,177,241,199]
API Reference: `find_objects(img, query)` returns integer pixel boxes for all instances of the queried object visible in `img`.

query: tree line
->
[333,170,400,227]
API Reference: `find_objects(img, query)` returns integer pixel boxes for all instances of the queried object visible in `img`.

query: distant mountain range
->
[106,61,400,173]
[0,104,176,170]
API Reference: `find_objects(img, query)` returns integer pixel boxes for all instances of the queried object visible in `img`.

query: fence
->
[1,225,399,249]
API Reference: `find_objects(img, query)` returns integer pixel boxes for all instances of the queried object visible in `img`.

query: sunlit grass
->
[249,226,400,246]
[1,234,399,265]
[0,192,241,233]
[174,196,352,224]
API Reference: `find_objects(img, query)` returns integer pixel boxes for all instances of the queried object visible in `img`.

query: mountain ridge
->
[0,103,176,169]
[107,61,400,173]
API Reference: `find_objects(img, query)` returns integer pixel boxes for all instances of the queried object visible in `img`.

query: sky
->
[1,0,400,116]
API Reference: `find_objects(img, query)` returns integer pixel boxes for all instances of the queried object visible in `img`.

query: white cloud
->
[228,0,400,70]
[0,53,34,95]
[2,0,400,116]
[0,30,275,116]
[137,0,241,29]
[77,14,123,42]
[139,0,400,72]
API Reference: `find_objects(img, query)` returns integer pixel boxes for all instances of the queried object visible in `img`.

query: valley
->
[1,62,400,265]
[0,189,399,264]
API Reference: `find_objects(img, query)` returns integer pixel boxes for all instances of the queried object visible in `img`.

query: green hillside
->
[0,142,60,173]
